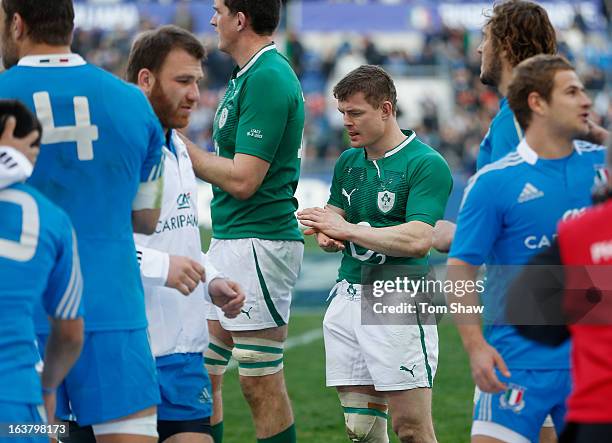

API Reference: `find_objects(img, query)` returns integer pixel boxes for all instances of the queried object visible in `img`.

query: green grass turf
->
[218,312,473,442]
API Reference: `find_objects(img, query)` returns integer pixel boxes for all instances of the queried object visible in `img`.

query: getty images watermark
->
[357,265,611,326]
[358,265,487,326]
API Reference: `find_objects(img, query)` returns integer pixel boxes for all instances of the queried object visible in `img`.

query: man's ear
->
[236,12,247,32]
[381,101,394,120]
[12,12,25,40]
[527,91,546,118]
[137,69,155,95]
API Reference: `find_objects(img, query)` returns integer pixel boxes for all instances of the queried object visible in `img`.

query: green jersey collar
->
[384,130,416,158]
[235,43,276,79]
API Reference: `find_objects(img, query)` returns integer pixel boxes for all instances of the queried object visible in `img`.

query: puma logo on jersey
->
[342,188,357,206]
[241,306,254,319]
[400,364,417,377]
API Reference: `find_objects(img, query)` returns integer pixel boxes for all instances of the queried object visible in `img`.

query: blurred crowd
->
[71,9,611,175]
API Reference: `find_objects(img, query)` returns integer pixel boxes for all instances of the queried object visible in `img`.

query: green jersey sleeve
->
[235,68,291,163]
[327,151,347,209]
[405,152,452,225]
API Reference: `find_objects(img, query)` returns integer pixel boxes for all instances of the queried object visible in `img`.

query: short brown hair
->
[224,0,280,36]
[2,0,74,46]
[126,25,206,84]
[507,54,574,129]
[485,0,556,67]
[333,65,397,112]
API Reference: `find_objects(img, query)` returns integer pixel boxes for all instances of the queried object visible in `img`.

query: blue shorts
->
[37,328,160,426]
[473,369,571,442]
[156,353,212,421]
[0,402,47,443]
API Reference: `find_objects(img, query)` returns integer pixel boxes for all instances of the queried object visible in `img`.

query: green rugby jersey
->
[211,43,304,241]
[328,130,452,284]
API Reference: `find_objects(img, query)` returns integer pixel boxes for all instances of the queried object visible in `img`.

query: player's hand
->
[433,220,456,253]
[0,116,40,166]
[584,119,609,145]
[467,341,510,393]
[209,278,245,319]
[303,228,345,252]
[166,255,206,295]
[298,206,351,241]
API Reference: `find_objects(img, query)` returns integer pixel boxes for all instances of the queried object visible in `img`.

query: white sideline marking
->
[227,328,323,371]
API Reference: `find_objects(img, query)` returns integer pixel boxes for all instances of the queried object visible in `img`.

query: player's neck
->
[232,35,273,69]
[497,61,513,97]
[20,42,71,59]
[365,124,406,160]
[524,125,574,159]
[497,68,512,97]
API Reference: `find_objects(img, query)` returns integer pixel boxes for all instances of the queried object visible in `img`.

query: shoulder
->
[248,57,299,91]
[574,139,607,157]
[4,183,71,229]
[462,152,525,202]
[491,105,521,139]
[336,147,361,167]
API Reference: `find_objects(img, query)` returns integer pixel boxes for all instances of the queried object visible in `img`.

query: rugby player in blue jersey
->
[433,0,608,254]
[0,100,84,442]
[447,55,607,443]
[0,1,165,441]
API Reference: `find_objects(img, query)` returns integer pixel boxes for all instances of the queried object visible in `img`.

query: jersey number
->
[33,91,99,161]
[0,189,39,262]
[348,221,386,264]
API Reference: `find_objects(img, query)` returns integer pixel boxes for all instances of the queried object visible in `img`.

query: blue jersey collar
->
[18,53,86,67]
[516,139,538,165]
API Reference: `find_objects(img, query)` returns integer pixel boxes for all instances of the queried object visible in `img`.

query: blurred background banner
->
[73,1,607,33]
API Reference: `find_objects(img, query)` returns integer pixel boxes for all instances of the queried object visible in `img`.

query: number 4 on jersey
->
[33,91,99,161]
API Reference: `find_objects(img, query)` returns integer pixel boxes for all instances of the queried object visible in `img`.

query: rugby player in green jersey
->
[184,1,304,442]
[298,65,452,443]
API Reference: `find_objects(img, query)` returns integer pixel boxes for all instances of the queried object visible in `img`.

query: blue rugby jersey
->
[0,54,165,331]
[450,139,607,369]
[477,97,523,171]
[0,182,83,404]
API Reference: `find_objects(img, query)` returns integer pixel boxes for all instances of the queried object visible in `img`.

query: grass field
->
[218,311,474,443]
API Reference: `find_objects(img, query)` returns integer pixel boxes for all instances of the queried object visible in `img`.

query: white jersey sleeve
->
[136,243,170,287]
[0,146,32,189]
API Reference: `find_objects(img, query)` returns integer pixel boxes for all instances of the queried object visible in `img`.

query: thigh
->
[324,293,372,387]
[156,353,212,422]
[207,239,303,331]
[65,329,160,426]
[386,388,433,426]
[472,369,570,443]
[356,322,438,391]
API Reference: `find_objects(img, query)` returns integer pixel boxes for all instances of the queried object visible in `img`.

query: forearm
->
[42,319,83,391]
[346,223,431,257]
[190,147,238,189]
[446,260,485,353]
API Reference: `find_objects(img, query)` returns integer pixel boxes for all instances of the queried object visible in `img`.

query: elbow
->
[56,319,84,351]
[229,181,258,201]
[132,209,161,235]
[135,220,158,235]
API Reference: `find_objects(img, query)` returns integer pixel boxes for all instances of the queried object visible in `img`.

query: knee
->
[392,419,433,443]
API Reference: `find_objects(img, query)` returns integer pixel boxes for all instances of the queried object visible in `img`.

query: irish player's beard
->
[480,55,502,88]
[149,82,189,130]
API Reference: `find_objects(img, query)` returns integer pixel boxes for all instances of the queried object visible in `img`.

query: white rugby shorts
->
[324,280,438,391]
[206,238,303,331]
